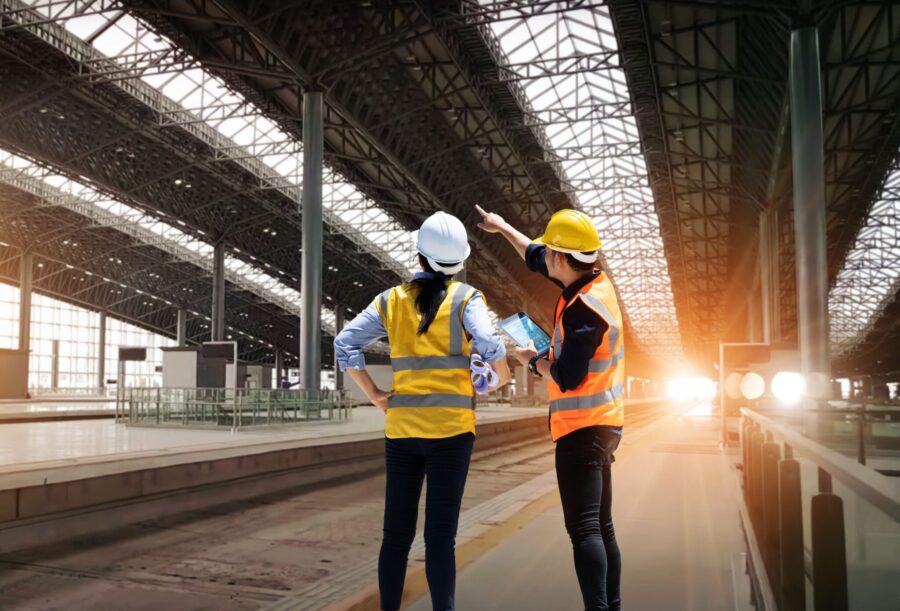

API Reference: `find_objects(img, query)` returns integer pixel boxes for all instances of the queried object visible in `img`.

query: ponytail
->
[411,255,451,335]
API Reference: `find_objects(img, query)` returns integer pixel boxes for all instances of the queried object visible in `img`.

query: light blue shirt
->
[334,274,507,370]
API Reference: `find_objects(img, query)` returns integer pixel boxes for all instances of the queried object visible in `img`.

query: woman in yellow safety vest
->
[334,211,510,611]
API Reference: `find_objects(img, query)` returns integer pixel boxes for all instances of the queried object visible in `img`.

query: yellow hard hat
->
[532,209,602,254]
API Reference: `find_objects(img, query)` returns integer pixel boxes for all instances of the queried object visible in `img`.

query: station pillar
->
[300,90,324,391]
[176,309,187,347]
[212,243,226,342]
[18,252,32,353]
[789,26,831,401]
[97,311,107,389]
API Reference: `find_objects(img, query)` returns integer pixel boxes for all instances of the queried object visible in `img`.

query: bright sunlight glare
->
[665,377,717,404]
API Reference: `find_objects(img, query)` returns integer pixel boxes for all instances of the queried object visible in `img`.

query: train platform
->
[395,403,752,611]
[0,404,553,554]
[0,399,115,423]
[0,404,538,469]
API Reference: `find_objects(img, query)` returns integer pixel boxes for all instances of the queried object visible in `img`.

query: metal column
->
[51,339,59,390]
[274,349,284,387]
[98,311,107,389]
[790,26,831,398]
[176,309,187,347]
[334,306,345,392]
[300,90,324,391]
[212,243,226,342]
[758,211,773,344]
[770,209,782,342]
[18,252,32,352]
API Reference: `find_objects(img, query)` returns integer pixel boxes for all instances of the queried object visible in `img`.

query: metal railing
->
[764,402,900,469]
[740,408,900,611]
[123,387,353,430]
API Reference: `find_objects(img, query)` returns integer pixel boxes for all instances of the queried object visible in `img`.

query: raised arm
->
[475,204,531,261]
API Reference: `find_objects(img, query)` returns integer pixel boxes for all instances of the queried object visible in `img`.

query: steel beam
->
[300,91,324,391]
[789,26,830,397]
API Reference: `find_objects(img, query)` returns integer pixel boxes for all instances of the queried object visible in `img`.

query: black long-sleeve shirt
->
[525,244,608,392]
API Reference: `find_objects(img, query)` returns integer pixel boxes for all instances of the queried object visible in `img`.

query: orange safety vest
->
[547,273,625,441]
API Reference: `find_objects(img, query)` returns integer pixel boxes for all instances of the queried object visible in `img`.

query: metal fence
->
[740,407,900,611]
[122,387,353,430]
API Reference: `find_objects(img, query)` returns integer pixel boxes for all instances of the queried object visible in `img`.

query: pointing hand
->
[475,204,506,234]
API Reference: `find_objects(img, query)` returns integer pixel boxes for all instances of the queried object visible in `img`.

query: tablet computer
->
[498,312,552,356]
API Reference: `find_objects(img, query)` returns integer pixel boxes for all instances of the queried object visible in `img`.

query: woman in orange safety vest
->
[477,205,624,611]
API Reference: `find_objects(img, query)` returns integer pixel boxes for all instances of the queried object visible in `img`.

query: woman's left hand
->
[371,389,394,413]
[514,341,538,366]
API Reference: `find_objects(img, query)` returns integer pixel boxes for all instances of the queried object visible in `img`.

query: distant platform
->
[0,403,551,553]
[0,404,538,472]
[0,399,114,423]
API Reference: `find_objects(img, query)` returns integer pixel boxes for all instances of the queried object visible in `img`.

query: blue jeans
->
[556,425,623,611]
[379,433,474,611]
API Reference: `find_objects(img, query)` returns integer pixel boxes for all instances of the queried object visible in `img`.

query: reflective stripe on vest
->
[388,393,475,409]
[550,383,625,413]
[587,346,625,373]
[390,355,471,371]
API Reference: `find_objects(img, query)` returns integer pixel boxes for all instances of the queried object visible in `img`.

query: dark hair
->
[564,253,597,272]
[411,254,451,335]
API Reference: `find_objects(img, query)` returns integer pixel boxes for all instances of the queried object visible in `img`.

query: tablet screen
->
[498,312,552,354]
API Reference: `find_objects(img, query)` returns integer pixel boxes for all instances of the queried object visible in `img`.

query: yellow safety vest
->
[376,280,478,439]
[548,273,625,441]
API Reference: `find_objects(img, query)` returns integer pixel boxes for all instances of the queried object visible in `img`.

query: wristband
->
[528,354,544,377]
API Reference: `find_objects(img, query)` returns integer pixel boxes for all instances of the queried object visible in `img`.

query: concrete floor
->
[407,405,746,611]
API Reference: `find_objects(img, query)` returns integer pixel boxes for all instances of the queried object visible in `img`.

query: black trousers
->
[378,432,474,611]
[555,425,623,611]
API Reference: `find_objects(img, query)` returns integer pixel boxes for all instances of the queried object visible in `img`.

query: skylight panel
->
[478,2,683,354]
[829,158,900,354]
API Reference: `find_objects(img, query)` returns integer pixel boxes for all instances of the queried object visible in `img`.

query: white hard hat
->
[415,211,471,275]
